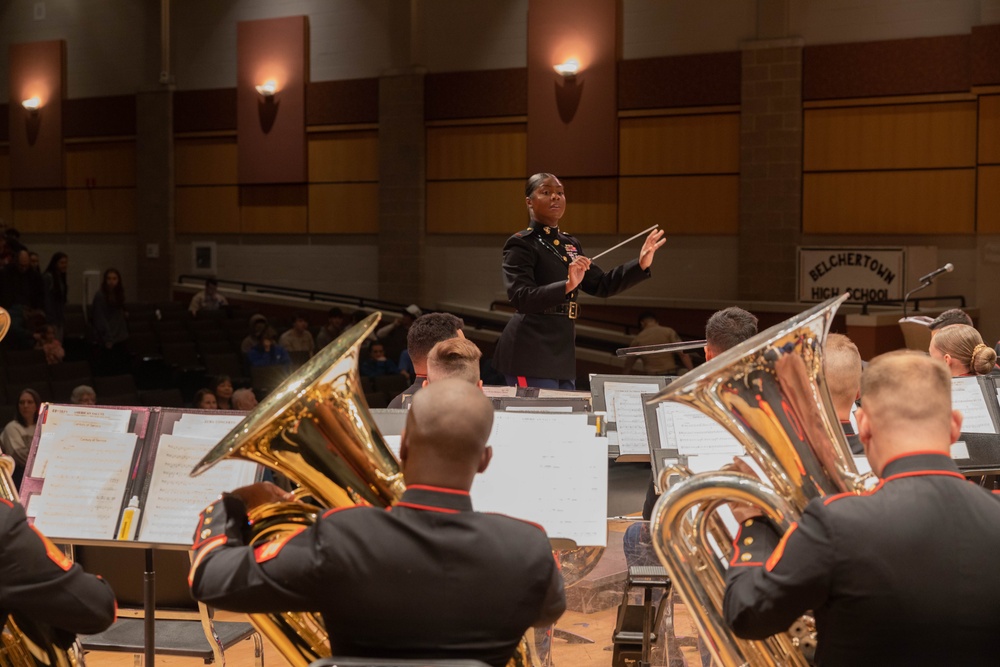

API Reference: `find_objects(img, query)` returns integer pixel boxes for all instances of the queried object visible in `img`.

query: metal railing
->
[177,275,410,314]
[860,294,966,315]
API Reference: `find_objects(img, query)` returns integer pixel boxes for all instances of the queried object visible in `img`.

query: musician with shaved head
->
[824,333,863,454]
[724,350,1000,666]
[189,379,565,667]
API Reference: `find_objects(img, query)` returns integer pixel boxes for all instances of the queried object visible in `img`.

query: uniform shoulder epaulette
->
[512,227,537,239]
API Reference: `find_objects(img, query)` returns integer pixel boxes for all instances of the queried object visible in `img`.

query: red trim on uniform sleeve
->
[992,489,1000,495]
[517,376,528,388]
[29,525,73,572]
[253,527,308,564]
[321,505,361,519]
[395,502,459,514]
[406,484,470,496]
[765,523,799,572]
[188,535,228,586]
[0,498,13,508]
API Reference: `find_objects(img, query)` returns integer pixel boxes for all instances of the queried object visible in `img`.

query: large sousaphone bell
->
[192,313,403,667]
[647,294,868,667]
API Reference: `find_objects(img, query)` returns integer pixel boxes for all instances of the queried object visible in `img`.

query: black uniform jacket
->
[493,221,650,380]
[189,485,566,667]
[724,452,1000,666]
[387,375,424,409]
[0,499,117,639]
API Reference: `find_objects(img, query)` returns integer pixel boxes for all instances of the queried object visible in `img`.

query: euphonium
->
[192,313,403,667]
[647,294,868,667]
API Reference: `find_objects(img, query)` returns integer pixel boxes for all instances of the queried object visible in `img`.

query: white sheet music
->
[139,434,258,545]
[482,386,517,398]
[43,405,132,434]
[471,412,607,547]
[656,402,744,456]
[170,413,245,441]
[952,378,997,434]
[30,433,138,540]
[613,393,651,455]
[603,381,660,421]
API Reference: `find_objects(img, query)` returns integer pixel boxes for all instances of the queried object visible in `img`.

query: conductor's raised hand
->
[565,256,592,293]
[638,229,667,270]
[227,482,294,510]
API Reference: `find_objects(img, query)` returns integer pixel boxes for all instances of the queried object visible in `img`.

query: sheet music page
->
[43,405,132,434]
[603,381,660,421]
[170,413,245,441]
[613,393,651,455]
[139,434,258,544]
[383,434,402,458]
[30,433,137,540]
[482,386,517,398]
[537,389,590,399]
[952,378,997,433]
[471,412,607,547]
[505,405,574,413]
[656,402,744,456]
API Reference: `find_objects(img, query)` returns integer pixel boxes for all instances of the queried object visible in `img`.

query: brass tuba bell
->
[647,294,868,667]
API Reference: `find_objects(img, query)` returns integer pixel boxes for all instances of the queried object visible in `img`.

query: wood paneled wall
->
[979,94,1000,233]
[174,127,378,234]
[803,99,978,234]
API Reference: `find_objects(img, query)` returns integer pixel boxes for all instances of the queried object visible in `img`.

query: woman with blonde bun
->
[928,324,998,376]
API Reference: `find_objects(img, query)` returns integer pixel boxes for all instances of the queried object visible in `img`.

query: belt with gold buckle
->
[542,302,578,319]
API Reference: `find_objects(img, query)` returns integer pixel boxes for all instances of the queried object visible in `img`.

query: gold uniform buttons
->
[200,528,212,539]
[743,536,753,546]
[744,519,753,527]
[740,553,752,562]
[553,240,560,246]
[563,256,569,262]
[544,227,551,234]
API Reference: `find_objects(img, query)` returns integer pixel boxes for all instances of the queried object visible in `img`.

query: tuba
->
[647,294,868,667]
[191,314,538,666]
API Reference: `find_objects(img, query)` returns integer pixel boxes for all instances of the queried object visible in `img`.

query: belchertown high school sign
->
[798,247,904,304]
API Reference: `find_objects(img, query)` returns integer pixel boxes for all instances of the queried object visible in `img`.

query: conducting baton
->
[616,339,707,357]
[588,225,659,262]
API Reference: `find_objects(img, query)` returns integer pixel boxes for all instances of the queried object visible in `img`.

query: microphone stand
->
[902,281,933,318]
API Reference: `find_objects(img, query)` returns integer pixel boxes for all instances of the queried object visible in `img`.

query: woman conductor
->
[493,173,666,389]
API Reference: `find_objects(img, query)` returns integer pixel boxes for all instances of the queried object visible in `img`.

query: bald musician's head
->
[856,350,961,476]
[824,333,862,422]
[400,379,494,491]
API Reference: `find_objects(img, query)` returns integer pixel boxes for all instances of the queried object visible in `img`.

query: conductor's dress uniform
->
[189,485,566,667]
[724,452,1000,666]
[493,221,650,388]
[0,498,117,642]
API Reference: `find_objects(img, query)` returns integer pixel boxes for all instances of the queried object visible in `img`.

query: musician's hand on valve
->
[725,457,765,524]
[565,256,592,293]
[228,482,294,510]
[638,228,667,270]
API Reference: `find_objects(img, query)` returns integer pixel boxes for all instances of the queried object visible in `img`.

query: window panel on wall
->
[804,101,976,171]
[308,183,378,233]
[240,185,308,234]
[175,137,238,185]
[176,186,240,234]
[619,113,739,175]
[308,131,378,183]
[65,141,136,188]
[619,175,738,234]
[803,170,975,234]
[980,95,1000,165]
[67,189,136,233]
[427,124,526,180]
[12,190,67,233]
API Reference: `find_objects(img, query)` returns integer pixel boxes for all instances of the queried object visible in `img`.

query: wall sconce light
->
[22,96,42,113]
[553,59,580,79]
[255,79,278,98]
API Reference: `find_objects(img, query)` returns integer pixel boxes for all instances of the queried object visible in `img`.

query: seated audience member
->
[213,376,234,410]
[315,307,347,350]
[246,328,291,369]
[28,251,40,272]
[193,389,218,410]
[231,388,258,411]
[723,350,1000,665]
[189,380,565,666]
[91,268,130,375]
[928,324,997,377]
[622,312,694,376]
[387,312,465,408]
[426,337,482,386]
[70,385,97,405]
[279,314,315,357]
[188,278,228,317]
[36,324,65,365]
[824,333,863,454]
[0,250,45,312]
[376,304,422,363]
[0,453,117,639]
[360,343,400,378]
[42,252,69,338]
[240,314,270,355]
[0,389,40,486]
[928,308,974,332]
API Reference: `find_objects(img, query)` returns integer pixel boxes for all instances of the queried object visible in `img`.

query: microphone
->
[919,263,954,283]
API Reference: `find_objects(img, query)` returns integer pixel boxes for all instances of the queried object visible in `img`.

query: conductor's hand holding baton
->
[639,228,667,270]
[565,256,592,293]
